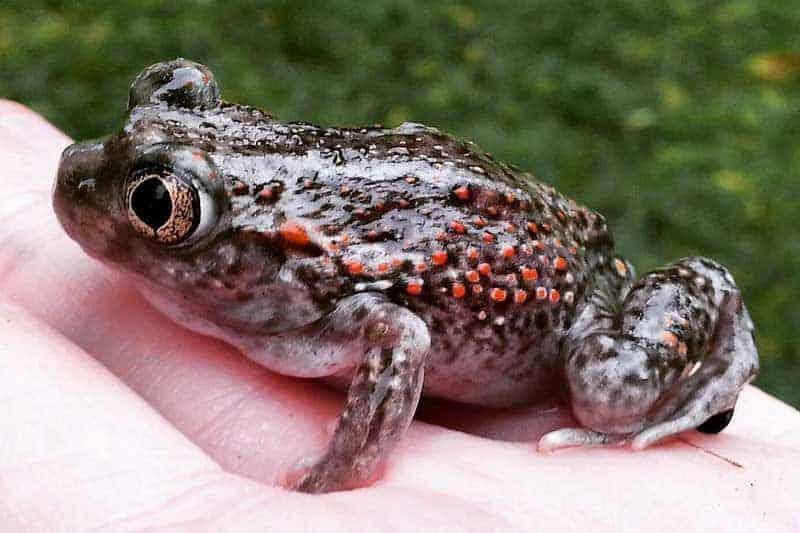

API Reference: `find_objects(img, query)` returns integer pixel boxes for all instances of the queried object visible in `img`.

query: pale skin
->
[1,100,799,532]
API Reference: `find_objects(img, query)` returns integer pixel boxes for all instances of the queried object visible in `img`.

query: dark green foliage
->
[1,0,797,405]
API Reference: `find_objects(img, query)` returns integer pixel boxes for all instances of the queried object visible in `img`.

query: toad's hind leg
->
[540,257,759,452]
[269,293,429,493]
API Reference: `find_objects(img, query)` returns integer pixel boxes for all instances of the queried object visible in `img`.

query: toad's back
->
[165,109,621,405]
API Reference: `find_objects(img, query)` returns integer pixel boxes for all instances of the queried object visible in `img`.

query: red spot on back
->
[450,221,466,234]
[501,245,515,258]
[452,283,466,298]
[478,263,492,276]
[406,280,423,295]
[466,270,480,283]
[474,216,487,228]
[453,186,471,201]
[555,256,568,271]
[514,289,528,304]
[490,288,507,302]
[526,222,538,234]
[431,250,448,265]
[521,267,539,281]
[279,221,311,247]
[482,232,494,243]
[344,260,364,275]
[415,262,428,273]
[377,262,390,273]
[467,247,479,261]
[257,187,275,202]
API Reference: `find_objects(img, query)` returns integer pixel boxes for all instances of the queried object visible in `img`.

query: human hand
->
[1,100,798,532]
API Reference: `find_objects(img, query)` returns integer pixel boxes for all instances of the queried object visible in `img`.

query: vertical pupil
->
[132,177,172,230]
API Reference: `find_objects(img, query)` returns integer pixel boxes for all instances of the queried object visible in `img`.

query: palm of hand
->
[1,101,798,532]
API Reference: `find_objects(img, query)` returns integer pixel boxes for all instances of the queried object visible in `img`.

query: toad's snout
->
[53,140,112,255]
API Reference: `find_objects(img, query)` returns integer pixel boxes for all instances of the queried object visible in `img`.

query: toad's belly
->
[420,318,567,408]
[322,327,567,408]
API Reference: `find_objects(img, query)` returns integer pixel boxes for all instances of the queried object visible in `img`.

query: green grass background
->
[2,1,797,406]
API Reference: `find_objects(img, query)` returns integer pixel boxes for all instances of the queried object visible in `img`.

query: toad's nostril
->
[56,140,105,192]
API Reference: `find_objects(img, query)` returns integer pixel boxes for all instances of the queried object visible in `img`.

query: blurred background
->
[1,1,797,406]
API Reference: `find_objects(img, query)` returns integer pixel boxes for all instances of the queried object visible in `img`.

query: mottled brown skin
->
[53,60,759,493]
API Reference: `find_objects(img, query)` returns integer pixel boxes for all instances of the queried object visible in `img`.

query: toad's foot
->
[538,409,735,453]
[537,428,627,452]
[260,293,430,493]
[552,258,758,453]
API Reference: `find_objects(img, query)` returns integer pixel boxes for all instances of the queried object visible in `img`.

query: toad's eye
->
[127,170,216,245]
[131,177,172,229]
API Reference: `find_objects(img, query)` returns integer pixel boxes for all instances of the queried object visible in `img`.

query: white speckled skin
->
[53,59,759,492]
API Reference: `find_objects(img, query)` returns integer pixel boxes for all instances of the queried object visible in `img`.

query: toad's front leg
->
[260,293,430,493]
